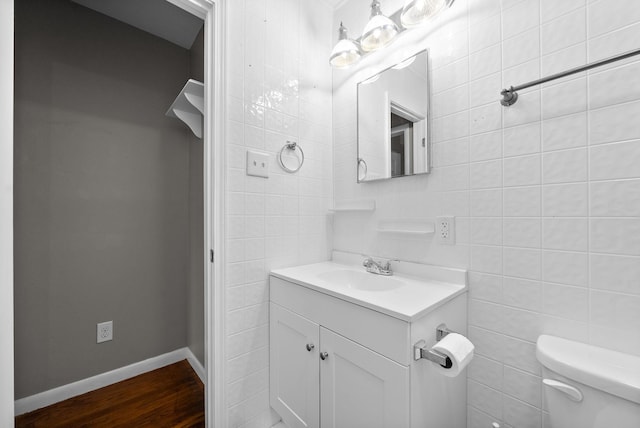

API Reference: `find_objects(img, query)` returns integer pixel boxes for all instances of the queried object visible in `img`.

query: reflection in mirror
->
[357,49,429,182]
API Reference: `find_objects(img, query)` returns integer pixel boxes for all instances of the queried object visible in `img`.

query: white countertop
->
[270,253,467,322]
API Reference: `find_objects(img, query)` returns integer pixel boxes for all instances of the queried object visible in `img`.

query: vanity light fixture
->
[400,0,455,28]
[360,0,398,52]
[329,22,362,68]
[330,0,455,69]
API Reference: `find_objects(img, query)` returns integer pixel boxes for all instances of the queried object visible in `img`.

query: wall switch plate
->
[97,321,113,343]
[436,216,455,245]
[246,150,269,178]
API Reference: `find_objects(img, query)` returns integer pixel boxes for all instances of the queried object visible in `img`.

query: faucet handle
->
[361,256,399,271]
[362,256,398,269]
[382,258,399,269]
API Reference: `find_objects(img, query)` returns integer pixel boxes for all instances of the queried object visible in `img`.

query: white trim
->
[164,1,226,427]
[0,0,14,424]
[15,347,202,416]
[184,347,206,384]
[207,1,227,427]
[165,0,210,20]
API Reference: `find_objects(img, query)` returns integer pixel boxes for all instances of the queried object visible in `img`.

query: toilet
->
[536,335,640,428]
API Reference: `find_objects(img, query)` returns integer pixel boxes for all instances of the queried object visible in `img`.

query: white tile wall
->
[332,0,640,426]
[224,0,333,426]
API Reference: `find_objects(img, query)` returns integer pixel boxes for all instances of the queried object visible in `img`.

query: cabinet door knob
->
[306,343,315,352]
[320,352,329,360]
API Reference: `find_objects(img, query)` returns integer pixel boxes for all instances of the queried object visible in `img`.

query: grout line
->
[585,0,593,348]
[537,0,544,342]
[466,0,473,289]
[497,3,508,420]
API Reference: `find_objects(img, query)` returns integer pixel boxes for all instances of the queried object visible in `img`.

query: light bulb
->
[361,0,398,52]
[401,0,453,28]
[329,22,361,68]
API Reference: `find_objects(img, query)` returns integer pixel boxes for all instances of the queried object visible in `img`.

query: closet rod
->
[500,47,640,106]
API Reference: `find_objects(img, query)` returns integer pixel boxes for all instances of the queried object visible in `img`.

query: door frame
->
[0,0,14,425]
[1,0,227,426]
[167,1,226,426]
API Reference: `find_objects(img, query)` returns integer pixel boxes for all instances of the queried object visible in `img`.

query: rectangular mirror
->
[357,49,430,182]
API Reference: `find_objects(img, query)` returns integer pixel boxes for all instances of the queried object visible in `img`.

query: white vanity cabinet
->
[319,325,409,428]
[270,303,320,428]
[269,265,467,428]
[270,302,409,428]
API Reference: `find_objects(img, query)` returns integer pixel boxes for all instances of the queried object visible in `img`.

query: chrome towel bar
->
[500,47,640,106]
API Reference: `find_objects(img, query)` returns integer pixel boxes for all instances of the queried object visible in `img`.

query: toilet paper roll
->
[431,332,474,377]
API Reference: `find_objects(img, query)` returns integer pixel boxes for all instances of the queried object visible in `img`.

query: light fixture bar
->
[330,0,455,69]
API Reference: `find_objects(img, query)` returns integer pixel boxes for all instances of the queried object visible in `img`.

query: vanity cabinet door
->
[270,303,320,428]
[319,327,410,428]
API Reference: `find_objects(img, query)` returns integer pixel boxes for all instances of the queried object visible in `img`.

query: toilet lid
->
[536,335,640,405]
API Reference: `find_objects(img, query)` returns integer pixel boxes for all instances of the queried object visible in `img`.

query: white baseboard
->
[15,347,206,416]
[183,347,206,384]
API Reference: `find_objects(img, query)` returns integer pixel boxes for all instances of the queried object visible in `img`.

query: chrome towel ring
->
[279,141,304,173]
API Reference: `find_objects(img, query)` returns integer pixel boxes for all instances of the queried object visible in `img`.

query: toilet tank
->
[536,335,640,428]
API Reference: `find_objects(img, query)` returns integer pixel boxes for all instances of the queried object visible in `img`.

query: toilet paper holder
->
[413,323,455,368]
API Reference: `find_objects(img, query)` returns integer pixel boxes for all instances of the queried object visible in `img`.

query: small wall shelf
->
[328,200,376,212]
[166,79,204,138]
[376,221,435,236]
[377,228,434,235]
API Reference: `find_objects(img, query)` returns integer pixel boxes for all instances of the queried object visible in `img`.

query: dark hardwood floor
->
[16,360,204,428]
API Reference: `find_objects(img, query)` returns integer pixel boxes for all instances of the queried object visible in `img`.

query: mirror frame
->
[356,48,432,183]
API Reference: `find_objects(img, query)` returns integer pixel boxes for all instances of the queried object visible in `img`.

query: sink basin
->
[270,252,468,321]
[317,269,405,292]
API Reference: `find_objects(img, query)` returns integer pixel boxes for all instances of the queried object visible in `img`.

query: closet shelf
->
[328,200,376,212]
[166,79,204,138]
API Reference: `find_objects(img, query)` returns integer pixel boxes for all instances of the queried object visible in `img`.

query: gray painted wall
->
[14,0,196,398]
[188,28,205,366]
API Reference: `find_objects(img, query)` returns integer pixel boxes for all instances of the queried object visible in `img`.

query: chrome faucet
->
[362,257,396,276]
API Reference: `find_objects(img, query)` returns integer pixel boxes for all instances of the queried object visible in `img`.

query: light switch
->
[246,150,270,178]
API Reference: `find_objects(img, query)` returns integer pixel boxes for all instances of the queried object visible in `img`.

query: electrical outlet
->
[436,216,455,245]
[97,321,113,343]
[246,150,269,178]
